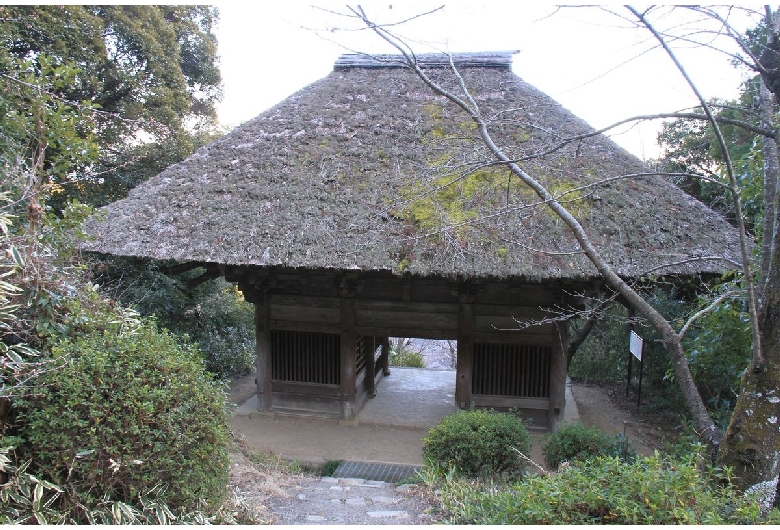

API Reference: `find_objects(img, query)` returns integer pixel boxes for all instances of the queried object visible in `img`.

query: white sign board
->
[630,330,643,361]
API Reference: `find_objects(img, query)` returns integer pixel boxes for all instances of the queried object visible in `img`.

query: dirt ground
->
[568,382,669,456]
[228,372,261,409]
[227,372,665,459]
[225,372,671,523]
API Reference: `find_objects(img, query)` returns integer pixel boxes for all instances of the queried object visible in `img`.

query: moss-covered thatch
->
[82,52,743,282]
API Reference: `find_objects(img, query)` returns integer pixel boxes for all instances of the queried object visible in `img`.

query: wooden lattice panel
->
[472,343,551,398]
[271,331,340,385]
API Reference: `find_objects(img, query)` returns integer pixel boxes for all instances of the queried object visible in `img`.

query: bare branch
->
[566,296,618,367]
[628,5,764,371]
[312,5,445,32]
[678,289,745,340]
[488,111,773,168]
[639,255,743,276]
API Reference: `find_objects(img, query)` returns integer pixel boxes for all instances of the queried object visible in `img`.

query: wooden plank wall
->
[240,269,571,425]
[263,275,555,343]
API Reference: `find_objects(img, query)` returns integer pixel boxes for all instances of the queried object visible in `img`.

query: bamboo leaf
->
[33,510,48,526]
[32,482,43,512]
[0,280,21,292]
[6,350,24,364]
[8,245,25,267]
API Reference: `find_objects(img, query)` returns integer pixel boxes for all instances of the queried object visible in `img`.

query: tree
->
[0,6,253,379]
[344,4,780,501]
[0,5,222,206]
[0,30,232,519]
[624,4,780,502]
[690,5,780,503]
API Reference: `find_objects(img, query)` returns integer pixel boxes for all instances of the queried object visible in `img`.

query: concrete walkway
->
[359,368,459,428]
[232,367,579,468]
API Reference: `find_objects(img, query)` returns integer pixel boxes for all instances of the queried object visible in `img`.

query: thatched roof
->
[83,52,743,282]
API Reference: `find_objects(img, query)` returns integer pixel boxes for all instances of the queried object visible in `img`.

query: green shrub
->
[320,460,342,477]
[542,422,635,470]
[568,304,629,383]
[0,447,257,524]
[423,409,530,477]
[96,258,256,379]
[14,319,231,516]
[197,325,255,378]
[388,338,425,368]
[435,453,776,524]
[389,350,425,368]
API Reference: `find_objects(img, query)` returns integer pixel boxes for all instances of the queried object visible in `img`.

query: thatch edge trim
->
[333,51,518,69]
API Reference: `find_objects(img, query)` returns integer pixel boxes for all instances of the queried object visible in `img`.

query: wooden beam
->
[472,396,550,410]
[455,302,474,409]
[549,321,569,430]
[255,296,272,412]
[166,261,204,276]
[271,381,340,397]
[381,337,391,376]
[271,320,342,335]
[186,267,221,288]
[339,298,357,421]
[472,331,553,345]
[365,337,377,398]
[356,326,457,340]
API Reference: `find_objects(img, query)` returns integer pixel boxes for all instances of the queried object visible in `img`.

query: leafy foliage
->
[94,257,255,379]
[423,409,530,477]
[0,18,235,524]
[656,91,764,231]
[542,422,635,470]
[0,448,257,524]
[0,193,42,402]
[569,286,750,422]
[569,303,630,383]
[14,320,231,516]
[0,447,65,524]
[0,5,223,207]
[682,285,751,424]
[388,338,425,368]
[432,452,778,524]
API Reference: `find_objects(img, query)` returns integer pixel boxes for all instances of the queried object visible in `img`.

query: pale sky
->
[213,4,758,161]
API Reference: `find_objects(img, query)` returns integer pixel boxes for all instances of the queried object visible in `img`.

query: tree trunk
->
[717,213,780,505]
[716,10,780,505]
[759,80,779,298]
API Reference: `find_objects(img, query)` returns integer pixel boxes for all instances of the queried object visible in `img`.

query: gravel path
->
[263,476,436,525]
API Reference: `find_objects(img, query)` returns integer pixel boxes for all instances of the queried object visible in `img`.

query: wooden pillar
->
[381,337,391,376]
[340,298,357,421]
[255,296,272,413]
[366,337,377,398]
[455,302,474,409]
[549,321,569,430]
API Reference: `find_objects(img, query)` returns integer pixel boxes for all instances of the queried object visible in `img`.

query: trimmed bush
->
[423,409,530,477]
[14,319,231,515]
[542,422,635,470]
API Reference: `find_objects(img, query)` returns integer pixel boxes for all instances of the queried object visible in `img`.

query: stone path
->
[264,476,435,525]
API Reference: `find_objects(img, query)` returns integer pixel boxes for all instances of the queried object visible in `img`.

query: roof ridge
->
[333,51,519,70]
